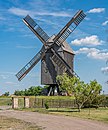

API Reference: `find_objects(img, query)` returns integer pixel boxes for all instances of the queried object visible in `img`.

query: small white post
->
[12,97,18,109]
[24,97,29,108]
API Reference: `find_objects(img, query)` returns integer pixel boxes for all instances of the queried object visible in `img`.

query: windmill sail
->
[23,15,49,45]
[51,48,79,78]
[53,10,86,45]
[16,47,45,81]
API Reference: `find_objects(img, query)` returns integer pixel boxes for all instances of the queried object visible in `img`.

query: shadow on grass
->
[48,109,79,113]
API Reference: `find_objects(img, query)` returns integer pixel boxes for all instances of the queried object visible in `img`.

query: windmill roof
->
[48,35,74,54]
[62,40,74,54]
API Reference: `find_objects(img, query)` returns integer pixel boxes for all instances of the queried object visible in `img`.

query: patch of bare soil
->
[0,115,42,130]
[0,110,108,130]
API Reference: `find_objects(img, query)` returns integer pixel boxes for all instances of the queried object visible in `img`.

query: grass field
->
[48,107,108,123]
[0,96,108,124]
[20,107,108,124]
[34,96,75,100]
[0,97,12,106]
[0,116,42,130]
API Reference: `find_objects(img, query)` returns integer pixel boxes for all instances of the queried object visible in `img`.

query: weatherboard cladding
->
[41,36,74,84]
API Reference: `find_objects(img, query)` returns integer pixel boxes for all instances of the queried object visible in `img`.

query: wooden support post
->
[24,97,29,108]
[12,97,18,109]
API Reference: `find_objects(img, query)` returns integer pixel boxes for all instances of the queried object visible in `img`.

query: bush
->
[44,102,49,109]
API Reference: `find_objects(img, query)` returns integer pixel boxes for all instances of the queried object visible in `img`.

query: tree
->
[3,91,10,96]
[14,90,25,96]
[14,86,43,96]
[86,80,102,106]
[57,73,102,111]
[89,94,106,108]
[27,86,43,96]
[57,73,75,95]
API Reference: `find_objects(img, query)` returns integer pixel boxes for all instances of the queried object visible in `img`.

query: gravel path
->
[0,110,108,130]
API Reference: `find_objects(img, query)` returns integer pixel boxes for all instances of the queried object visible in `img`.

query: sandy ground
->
[0,110,108,130]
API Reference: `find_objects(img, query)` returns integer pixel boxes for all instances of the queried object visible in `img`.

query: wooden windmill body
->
[41,35,75,85]
[16,10,86,95]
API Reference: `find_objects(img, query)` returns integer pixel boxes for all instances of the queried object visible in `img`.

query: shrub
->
[44,102,49,109]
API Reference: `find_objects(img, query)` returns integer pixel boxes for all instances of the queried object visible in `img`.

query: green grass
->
[19,107,108,123]
[0,96,11,98]
[0,98,12,106]
[30,96,75,100]
[48,107,108,123]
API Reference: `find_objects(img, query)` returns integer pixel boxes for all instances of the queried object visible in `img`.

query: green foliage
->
[83,94,105,108]
[14,90,25,96]
[35,96,74,100]
[57,73,75,95]
[0,98,12,106]
[2,91,10,96]
[14,86,43,96]
[57,73,102,111]
[44,102,49,109]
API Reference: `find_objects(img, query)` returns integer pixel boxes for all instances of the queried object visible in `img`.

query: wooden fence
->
[0,96,108,109]
[29,97,108,108]
[29,98,77,108]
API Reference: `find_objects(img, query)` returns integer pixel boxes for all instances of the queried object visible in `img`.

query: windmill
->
[16,10,86,95]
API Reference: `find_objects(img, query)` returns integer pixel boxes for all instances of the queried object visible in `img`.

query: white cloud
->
[75,47,108,60]
[5,81,18,85]
[0,75,7,79]
[8,7,30,17]
[8,7,71,17]
[85,17,90,21]
[101,67,108,73]
[102,20,108,26]
[0,72,15,75]
[88,8,105,13]
[75,47,99,54]
[71,35,103,46]
[35,11,71,17]
[0,72,15,80]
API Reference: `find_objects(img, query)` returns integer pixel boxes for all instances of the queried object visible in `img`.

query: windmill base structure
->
[16,10,86,96]
[41,35,75,95]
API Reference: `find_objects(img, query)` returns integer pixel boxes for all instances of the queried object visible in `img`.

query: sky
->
[0,0,108,94]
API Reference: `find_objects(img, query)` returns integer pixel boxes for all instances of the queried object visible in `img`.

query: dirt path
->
[0,110,108,130]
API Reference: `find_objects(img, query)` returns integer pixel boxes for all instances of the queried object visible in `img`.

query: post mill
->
[16,10,86,95]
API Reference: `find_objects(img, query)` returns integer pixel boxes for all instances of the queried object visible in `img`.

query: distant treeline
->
[14,86,47,96]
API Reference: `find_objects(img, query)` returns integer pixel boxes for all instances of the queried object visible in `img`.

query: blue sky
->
[0,0,108,94]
